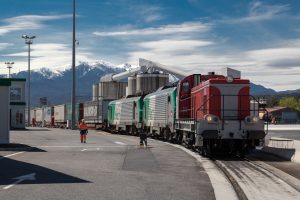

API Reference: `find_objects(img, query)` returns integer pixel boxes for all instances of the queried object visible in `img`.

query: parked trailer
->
[43,106,54,127]
[54,103,83,128]
[108,96,143,134]
[35,108,44,126]
[54,104,66,127]
[84,99,111,129]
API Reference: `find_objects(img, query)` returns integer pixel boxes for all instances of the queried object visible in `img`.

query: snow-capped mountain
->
[10,62,126,105]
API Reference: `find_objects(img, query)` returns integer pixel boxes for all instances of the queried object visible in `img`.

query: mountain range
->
[1,61,298,105]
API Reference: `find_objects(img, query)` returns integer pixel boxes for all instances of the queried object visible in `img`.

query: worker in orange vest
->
[79,119,88,143]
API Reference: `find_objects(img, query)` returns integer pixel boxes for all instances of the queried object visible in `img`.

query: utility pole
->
[22,35,36,127]
[71,0,76,129]
[5,62,14,78]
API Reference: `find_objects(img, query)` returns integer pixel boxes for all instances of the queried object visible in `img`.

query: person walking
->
[79,119,88,143]
[139,125,147,147]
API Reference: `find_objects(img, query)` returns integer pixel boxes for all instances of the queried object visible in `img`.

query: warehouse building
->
[265,107,300,124]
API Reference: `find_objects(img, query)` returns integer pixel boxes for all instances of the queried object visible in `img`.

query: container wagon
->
[83,99,111,129]
[66,103,84,128]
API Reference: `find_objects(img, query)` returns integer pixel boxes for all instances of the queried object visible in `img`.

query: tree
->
[278,97,300,111]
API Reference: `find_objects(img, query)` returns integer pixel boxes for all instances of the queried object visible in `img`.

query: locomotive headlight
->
[245,116,259,124]
[226,75,234,83]
[252,116,259,123]
[205,114,219,124]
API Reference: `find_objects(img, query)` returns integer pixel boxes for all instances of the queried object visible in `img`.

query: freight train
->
[107,71,267,157]
[29,67,266,156]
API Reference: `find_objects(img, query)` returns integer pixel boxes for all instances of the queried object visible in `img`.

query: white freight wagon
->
[54,104,66,124]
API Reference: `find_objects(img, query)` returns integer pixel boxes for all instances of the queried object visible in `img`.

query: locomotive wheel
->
[177,132,183,144]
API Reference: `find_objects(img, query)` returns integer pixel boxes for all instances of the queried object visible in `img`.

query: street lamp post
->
[5,62,14,78]
[71,0,76,130]
[22,35,36,127]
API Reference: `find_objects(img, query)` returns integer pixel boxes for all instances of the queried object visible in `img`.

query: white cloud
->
[4,43,97,71]
[128,5,164,23]
[126,37,300,91]
[225,1,290,23]
[0,43,13,50]
[0,14,71,35]
[137,39,214,53]
[93,22,211,37]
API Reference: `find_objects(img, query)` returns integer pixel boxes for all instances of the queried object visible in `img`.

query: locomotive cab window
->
[182,81,190,93]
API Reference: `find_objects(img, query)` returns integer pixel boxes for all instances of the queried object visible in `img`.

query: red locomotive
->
[175,69,266,156]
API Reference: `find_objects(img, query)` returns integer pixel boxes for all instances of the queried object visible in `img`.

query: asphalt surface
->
[0,128,215,200]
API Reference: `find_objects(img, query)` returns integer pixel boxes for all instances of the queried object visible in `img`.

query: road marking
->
[114,141,126,145]
[0,151,25,160]
[3,173,36,190]
[81,148,102,152]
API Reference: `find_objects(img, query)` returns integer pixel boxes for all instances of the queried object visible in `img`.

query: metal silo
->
[127,76,136,96]
[136,73,169,95]
[92,84,99,101]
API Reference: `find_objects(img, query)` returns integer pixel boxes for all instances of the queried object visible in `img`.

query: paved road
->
[0,128,215,200]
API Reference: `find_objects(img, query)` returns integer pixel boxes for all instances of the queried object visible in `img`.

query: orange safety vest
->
[79,123,88,130]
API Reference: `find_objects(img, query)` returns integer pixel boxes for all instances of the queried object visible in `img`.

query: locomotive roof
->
[145,86,176,98]
[109,96,142,104]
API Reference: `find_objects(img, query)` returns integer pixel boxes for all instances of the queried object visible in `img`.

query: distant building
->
[10,78,26,129]
[265,107,300,124]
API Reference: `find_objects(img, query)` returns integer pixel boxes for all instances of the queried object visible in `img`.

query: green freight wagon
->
[143,87,177,140]
[108,96,143,134]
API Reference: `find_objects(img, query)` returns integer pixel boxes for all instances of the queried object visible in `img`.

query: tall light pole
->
[22,35,36,127]
[71,0,76,129]
[5,62,14,78]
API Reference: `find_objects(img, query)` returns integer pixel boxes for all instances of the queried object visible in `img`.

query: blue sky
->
[0,0,300,90]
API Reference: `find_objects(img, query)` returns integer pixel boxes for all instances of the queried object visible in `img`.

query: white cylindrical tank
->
[127,76,136,96]
[92,84,99,101]
[99,82,127,99]
[136,74,169,95]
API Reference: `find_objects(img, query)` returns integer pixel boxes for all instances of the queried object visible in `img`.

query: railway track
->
[213,156,300,200]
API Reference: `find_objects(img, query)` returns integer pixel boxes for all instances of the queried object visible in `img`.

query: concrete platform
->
[263,125,300,164]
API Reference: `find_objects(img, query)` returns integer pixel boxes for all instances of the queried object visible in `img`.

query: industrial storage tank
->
[136,73,169,95]
[126,76,136,96]
[98,82,127,99]
[92,84,99,101]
